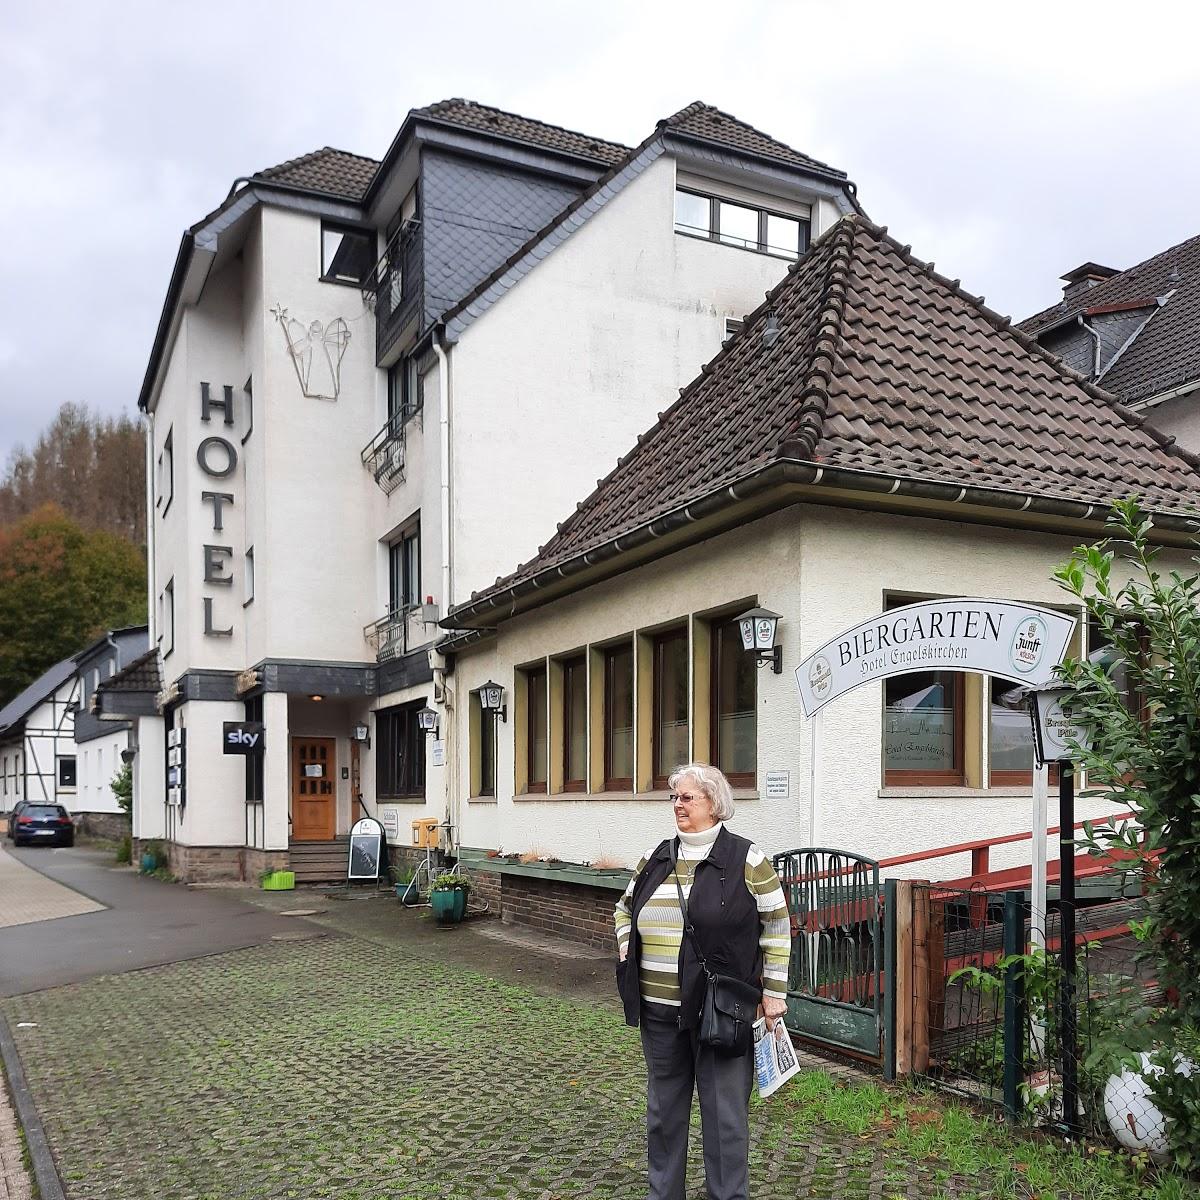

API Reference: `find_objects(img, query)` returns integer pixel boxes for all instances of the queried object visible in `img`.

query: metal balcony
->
[361,411,407,493]
[362,220,422,363]
[363,603,430,663]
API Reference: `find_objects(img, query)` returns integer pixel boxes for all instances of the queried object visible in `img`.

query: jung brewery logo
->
[809,655,832,699]
[1009,616,1047,674]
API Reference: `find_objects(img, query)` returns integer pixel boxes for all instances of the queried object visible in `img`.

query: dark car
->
[11,804,75,848]
[5,799,31,840]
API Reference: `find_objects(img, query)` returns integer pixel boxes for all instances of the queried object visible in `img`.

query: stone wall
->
[131,840,286,884]
[76,812,131,842]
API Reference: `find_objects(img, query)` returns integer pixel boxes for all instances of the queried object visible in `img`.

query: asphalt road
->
[0,844,304,997]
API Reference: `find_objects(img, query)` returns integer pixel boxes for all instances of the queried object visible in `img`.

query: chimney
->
[1060,261,1120,301]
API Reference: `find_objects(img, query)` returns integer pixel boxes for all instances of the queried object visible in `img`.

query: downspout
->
[431,326,457,849]
[1078,315,1102,378]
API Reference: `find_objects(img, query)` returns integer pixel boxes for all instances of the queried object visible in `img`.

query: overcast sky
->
[2,0,1197,463]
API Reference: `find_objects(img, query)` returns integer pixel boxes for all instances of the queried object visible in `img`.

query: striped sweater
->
[614,825,790,1005]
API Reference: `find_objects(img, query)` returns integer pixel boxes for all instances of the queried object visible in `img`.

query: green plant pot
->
[139,852,157,873]
[261,871,295,891]
[430,888,461,924]
[452,889,467,921]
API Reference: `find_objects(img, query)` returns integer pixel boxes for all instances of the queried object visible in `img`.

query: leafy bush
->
[115,834,131,865]
[1054,499,1200,1168]
[110,761,132,815]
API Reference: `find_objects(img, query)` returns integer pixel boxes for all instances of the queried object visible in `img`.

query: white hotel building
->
[110,98,858,880]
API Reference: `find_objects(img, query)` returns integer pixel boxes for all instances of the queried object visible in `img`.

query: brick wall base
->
[130,841,288,884]
[75,812,132,841]
[471,870,619,952]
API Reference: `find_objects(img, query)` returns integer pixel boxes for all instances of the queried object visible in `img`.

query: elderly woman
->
[614,762,790,1200]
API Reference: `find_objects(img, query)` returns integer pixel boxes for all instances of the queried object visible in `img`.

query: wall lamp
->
[478,679,507,723]
[736,607,782,674]
[417,705,440,737]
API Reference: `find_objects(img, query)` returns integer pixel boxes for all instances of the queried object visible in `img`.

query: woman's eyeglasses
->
[670,792,703,806]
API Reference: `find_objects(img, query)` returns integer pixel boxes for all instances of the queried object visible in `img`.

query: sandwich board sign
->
[347,817,385,883]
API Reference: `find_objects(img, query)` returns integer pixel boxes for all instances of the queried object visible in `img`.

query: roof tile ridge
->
[857,220,1200,476]
[317,145,381,165]
[671,100,842,174]
[254,147,328,177]
[414,97,629,152]
[777,218,858,459]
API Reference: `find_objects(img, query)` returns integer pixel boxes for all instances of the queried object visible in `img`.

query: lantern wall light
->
[736,606,782,674]
[479,679,507,723]
[417,705,440,737]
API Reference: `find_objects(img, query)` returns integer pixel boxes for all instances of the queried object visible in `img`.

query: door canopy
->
[795,599,1076,718]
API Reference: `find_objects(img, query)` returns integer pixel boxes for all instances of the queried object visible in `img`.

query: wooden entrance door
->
[292,738,336,841]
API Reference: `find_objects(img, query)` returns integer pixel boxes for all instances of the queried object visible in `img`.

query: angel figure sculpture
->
[272,306,351,400]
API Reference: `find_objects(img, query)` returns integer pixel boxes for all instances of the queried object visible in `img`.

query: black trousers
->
[639,1002,754,1200]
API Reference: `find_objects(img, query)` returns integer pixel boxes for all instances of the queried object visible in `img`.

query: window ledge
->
[467,795,497,805]
[509,788,761,804]
[878,786,1037,799]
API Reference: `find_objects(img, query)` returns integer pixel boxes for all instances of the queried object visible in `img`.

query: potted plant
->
[391,864,416,902]
[430,872,470,924]
[139,840,164,874]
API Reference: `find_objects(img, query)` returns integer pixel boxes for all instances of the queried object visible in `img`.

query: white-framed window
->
[157,427,174,516]
[244,547,255,606]
[320,222,374,286]
[58,757,77,790]
[160,578,175,657]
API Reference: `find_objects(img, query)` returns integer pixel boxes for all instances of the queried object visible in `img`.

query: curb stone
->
[0,1012,65,1200]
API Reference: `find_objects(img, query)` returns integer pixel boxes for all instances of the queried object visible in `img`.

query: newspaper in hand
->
[753,1017,800,1098]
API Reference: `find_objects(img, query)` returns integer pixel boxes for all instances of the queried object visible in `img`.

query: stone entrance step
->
[288,837,351,883]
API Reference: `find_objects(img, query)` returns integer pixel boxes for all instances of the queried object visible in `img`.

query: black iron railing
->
[362,603,429,663]
[363,220,422,361]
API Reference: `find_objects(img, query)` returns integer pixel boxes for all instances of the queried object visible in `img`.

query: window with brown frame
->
[477,692,495,797]
[604,643,634,790]
[653,628,689,789]
[562,655,587,792]
[883,670,965,785]
[711,618,756,786]
[526,665,548,793]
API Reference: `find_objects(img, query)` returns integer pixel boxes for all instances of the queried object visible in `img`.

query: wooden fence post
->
[893,879,914,1076]
[912,884,931,1074]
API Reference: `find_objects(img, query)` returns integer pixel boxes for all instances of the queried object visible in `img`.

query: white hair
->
[668,762,735,822]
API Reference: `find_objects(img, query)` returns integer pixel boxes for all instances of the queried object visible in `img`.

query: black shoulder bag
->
[671,840,761,1056]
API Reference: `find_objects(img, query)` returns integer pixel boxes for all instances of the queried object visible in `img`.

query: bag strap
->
[670,839,716,982]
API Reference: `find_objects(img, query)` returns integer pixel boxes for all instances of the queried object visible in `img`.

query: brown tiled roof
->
[96,648,162,696]
[1018,232,1200,405]
[662,101,847,179]
[465,217,1199,604]
[413,98,629,166]
[253,147,380,200]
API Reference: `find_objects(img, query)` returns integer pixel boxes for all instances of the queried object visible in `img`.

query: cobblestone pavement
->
[0,1069,33,1200]
[0,892,1157,1200]
[0,846,103,929]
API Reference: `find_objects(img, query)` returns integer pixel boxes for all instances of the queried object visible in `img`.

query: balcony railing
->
[363,603,431,663]
[363,219,422,362]
[361,411,409,493]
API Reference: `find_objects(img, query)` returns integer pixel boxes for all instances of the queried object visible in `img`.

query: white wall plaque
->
[432,740,445,767]
[764,771,790,799]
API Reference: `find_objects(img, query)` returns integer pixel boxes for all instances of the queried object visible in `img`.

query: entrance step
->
[288,837,351,883]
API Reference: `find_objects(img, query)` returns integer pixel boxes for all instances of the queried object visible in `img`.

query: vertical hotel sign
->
[196,382,242,638]
[795,599,1076,718]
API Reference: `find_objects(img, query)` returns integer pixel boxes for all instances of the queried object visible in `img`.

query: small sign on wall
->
[379,807,400,842]
[764,771,790,799]
[432,740,445,767]
[223,721,265,755]
[303,763,324,778]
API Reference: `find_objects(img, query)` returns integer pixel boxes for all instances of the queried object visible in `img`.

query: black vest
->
[618,826,762,1028]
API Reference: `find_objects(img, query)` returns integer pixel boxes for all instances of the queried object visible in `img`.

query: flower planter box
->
[261,870,295,891]
[459,849,632,891]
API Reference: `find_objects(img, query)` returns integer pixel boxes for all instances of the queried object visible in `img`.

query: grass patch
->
[767,1070,1195,1200]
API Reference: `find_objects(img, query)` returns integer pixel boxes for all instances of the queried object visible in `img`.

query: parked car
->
[10,804,75,848]
[5,800,31,840]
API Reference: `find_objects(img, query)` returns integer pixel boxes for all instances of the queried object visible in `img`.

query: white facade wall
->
[1144,391,1200,456]
[447,153,822,607]
[75,729,128,813]
[453,504,1149,879]
[2,689,76,810]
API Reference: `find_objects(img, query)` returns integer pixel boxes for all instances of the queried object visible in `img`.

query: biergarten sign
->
[795,599,1076,718]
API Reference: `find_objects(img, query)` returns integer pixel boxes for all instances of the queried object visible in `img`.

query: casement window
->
[244,696,264,805]
[472,691,496,798]
[674,189,810,260]
[160,579,175,658]
[710,618,756,786]
[389,521,421,613]
[376,702,426,800]
[243,547,255,607]
[320,222,374,286]
[604,643,634,790]
[157,428,174,516]
[653,627,689,789]
[562,655,588,792]
[525,664,548,793]
[884,671,965,785]
[241,377,253,445]
[387,356,423,428]
[58,757,77,790]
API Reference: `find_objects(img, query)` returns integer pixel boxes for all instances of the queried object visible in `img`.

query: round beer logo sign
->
[1009,617,1047,674]
[809,655,832,698]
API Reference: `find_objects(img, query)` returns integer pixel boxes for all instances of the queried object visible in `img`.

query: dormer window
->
[320,222,375,286]
[674,188,809,260]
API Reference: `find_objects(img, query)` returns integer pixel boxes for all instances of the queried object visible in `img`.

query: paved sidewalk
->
[0,845,103,929]
[0,1069,33,1200]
